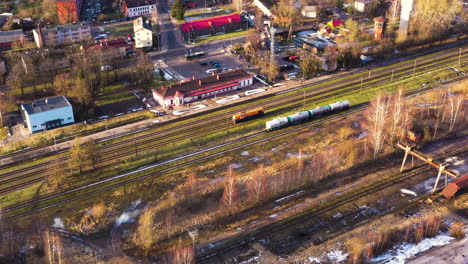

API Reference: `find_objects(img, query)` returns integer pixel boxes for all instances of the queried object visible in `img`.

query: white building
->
[122,0,157,18]
[134,17,153,48]
[33,23,91,48]
[354,0,370,12]
[21,96,75,133]
[301,6,317,18]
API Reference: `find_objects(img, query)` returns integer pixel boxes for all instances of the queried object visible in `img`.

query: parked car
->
[101,65,113,71]
[210,60,219,65]
[206,68,221,74]
[200,62,208,66]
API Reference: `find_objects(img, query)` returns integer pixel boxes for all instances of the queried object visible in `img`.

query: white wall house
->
[33,24,91,48]
[354,0,370,12]
[122,0,157,18]
[21,96,75,133]
[134,16,153,48]
[301,6,317,18]
[127,4,156,17]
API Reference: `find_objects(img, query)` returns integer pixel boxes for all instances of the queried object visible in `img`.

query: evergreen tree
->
[171,0,185,20]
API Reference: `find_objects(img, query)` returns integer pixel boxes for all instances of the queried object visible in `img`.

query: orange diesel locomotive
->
[231,108,265,123]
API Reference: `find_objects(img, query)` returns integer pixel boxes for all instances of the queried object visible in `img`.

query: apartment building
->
[33,24,91,48]
[134,16,153,48]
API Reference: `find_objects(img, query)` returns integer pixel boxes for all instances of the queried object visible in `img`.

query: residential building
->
[83,39,129,58]
[354,0,370,12]
[33,24,91,48]
[122,0,157,18]
[21,96,75,133]
[301,5,317,18]
[134,17,152,48]
[56,0,83,24]
[152,70,253,107]
[180,14,243,42]
[0,30,25,50]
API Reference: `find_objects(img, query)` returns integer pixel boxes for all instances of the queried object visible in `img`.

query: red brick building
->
[57,0,83,24]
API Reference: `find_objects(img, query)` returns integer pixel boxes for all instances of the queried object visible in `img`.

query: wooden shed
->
[441,175,468,199]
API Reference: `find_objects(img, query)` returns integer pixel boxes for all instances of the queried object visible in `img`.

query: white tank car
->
[266,117,289,131]
[329,100,350,111]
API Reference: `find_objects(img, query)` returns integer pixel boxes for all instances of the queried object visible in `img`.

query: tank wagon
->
[232,108,265,123]
[265,100,350,131]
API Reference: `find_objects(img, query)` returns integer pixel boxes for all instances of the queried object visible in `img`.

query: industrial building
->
[21,96,75,133]
[152,70,253,107]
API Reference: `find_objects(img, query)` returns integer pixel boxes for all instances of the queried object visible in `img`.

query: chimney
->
[45,98,48,104]
[216,74,220,80]
[192,76,195,80]
[199,79,202,86]
[211,72,215,76]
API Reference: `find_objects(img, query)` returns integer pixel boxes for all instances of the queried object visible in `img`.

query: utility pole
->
[360,76,363,94]
[303,91,306,111]
[459,48,462,66]
[412,60,417,79]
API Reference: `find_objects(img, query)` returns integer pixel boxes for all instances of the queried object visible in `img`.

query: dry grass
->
[449,222,466,239]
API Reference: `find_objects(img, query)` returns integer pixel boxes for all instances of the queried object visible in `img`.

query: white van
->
[206,68,220,74]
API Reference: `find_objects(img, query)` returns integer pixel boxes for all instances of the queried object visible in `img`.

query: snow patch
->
[275,191,305,203]
[216,95,240,104]
[372,234,454,264]
[307,256,321,263]
[357,131,368,139]
[400,189,417,197]
[231,163,243,169]
[327,250,348,263]
[114,200,143,227]
[269,214,278,218]
[52,218,65,229]
[241,151,249,156]
[245,88,266,96]
[248,156,262,162]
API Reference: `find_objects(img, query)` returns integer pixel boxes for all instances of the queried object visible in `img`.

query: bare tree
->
[386,0,401,26]
[164,210,174,239]
[446,94,465,133]
[68,138,96,174]
[54,72,72,96]
[7,62,26,100]
[233,0,243,13]
[247,164,267,204]
[220,165,238,215]
[389,86,405,142]
[273,0,304,40]
[135,50,154,91]
[185,172,197,197]
[365,93,389,159]
[167,238,195,264]
[431,89,447,138]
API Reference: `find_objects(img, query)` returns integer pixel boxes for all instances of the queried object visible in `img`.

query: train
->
[232,108,265,123]
[265,100,350,131]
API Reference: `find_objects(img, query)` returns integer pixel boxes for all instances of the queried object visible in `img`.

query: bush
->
[91,202,107,219]
[449,222,465,239]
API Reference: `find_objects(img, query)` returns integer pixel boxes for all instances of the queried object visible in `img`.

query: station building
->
[152,70,253,108]
[21,96,75,133]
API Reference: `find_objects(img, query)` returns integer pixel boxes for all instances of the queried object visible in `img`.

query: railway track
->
[0,52,465,195]
[1,69,465,221]
[196,146,468,262]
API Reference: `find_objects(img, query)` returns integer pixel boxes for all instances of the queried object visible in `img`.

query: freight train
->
[232,108,265,123]
[265,101,350,131]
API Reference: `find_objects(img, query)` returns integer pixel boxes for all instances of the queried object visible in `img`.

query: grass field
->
[193,29,254,44]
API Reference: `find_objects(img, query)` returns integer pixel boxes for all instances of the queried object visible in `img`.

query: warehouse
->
[21,96,75,133]
[152,70,253,108]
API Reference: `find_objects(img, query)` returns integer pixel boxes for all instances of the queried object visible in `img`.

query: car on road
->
[210,60,219,65]
[213,63,221,67]
[206,68,221,74]
[200,62,208,66]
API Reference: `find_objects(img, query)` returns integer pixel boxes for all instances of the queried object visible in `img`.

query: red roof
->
[332,19,343,27]
[86,39,128,51]
[180,14,241,32]
[187,81,240,96]
[441,175,468,199]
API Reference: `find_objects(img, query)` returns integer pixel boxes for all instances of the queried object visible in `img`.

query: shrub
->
[91,202,107,219]
[449,222,465,239]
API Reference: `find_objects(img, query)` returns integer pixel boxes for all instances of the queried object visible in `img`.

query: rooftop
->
[153,70,251,98]
[134,17,152,32]
[86,39,128,51]
[38,23,90,32]
[180,14,241,32]
[22,96,72,115]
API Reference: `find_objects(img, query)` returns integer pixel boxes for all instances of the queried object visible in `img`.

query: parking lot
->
[160,45,252,80]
